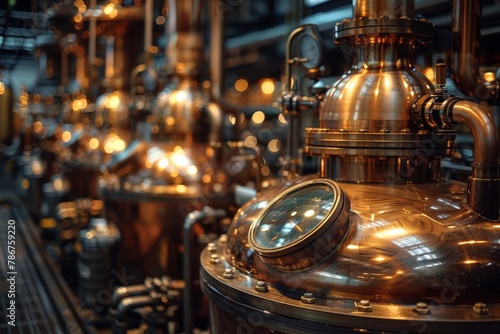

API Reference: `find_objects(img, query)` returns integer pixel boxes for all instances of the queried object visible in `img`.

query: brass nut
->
[301,292,316,304]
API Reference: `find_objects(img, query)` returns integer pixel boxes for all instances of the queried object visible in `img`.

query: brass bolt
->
[207,243,217,252]
[301,292,316,304]
[357,299,373,312]
[255,281,268,292]
[473,302,488,315]
[210,254,221,264]
[414,302,430,315]
[223,268,234,279]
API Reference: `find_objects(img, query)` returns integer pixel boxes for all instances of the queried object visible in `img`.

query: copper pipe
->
[207,0,243,140]
[183,207,226,334]
[144,0,153,53]
[451,101,499,168]
[451,0,497,102]
[451,100,499,220]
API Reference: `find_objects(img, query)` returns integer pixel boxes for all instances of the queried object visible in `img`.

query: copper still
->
[200,0,500,333]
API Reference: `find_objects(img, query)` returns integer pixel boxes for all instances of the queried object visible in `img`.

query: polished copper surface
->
[225,175,500,304]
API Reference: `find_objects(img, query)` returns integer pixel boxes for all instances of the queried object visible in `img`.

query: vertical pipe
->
[144,0,153,53]
[89,0,97,97]
[209,0,222,102]
[183,207,225,334]
[89,0,96,66]
[451,0,497,102]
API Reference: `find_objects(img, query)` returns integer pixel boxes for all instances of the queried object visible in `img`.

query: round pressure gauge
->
[248,179,350,272]
[298,31,322,69]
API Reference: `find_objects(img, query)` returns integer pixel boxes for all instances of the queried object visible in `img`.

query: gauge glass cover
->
[298,34,321,69]
[252,183,335,250]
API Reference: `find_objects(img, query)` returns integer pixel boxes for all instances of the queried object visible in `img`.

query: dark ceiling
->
[1,1,499,79]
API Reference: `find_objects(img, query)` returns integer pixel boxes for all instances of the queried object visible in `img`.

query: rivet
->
[210,254,220,264]
[414,302,430,315]
[218,234,227,243]
[357,299,373,312]
[255,281,268,292]
[223,268,234,279]
[301,292,316,304]
[473,302,488,315]
[207,243,217,252]
[380,128,390,133]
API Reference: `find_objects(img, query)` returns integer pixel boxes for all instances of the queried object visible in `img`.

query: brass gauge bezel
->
[248,179,350,271]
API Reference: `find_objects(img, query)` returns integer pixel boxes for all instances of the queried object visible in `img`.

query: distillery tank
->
[200,1,500,333]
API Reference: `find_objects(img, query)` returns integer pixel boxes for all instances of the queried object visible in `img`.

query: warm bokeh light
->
[244,135,257,147]
[109,8,118,18]
[260,79,275,94]
[176,185,187,193]
[172,90,187,103]
[104,3,114,15]
[72,99,82,111]
[89,138,99,150]
[104,141,115,154]
[113,139,126,152]
[62,131,72,143]
[107,94,120,109]
[423,67,435,82]
[278,113,287,124]
[187,165,198,175]
[228,115,236,125]
[158,157,169,169]
[171,152,189,167]
[33,121,43,133]
[484,72,495,82]
[79,97,88,109]
[235,78,249,92]
[166,116,175,126]
[267,139,281,153]
[251,111,265,125]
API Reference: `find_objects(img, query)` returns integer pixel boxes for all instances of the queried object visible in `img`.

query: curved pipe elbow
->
[451,100,499,168]
[450,100,499,220]
[117,295,154,321]
[451,0,498,103]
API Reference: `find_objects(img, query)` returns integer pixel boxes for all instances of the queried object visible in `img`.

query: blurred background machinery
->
[0,0,499,333]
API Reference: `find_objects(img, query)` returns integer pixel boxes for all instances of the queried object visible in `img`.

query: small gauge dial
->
[298,33,322,69]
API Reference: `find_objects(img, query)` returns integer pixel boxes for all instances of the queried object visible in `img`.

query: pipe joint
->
[411,94,461,130]
[412,92,500,219]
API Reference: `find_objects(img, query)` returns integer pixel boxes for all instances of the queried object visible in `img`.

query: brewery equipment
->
[200,1,500,333]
